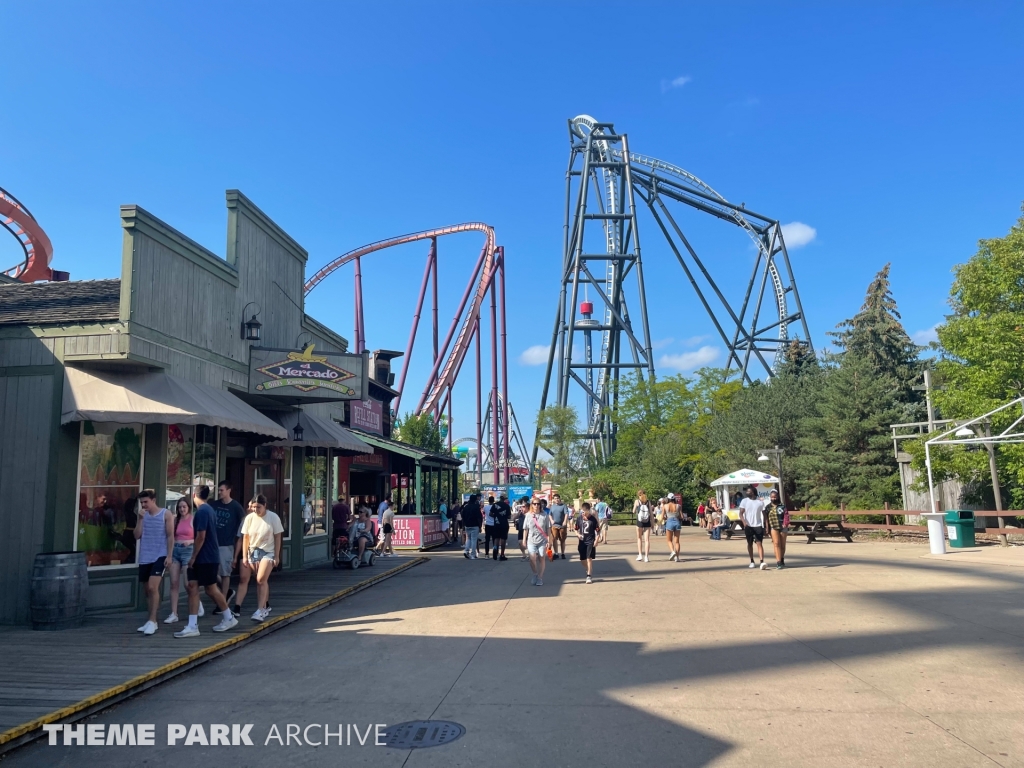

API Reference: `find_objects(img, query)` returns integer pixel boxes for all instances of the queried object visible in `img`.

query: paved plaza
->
[5,529,1024,767]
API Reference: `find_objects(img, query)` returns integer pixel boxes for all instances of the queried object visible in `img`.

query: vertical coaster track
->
[534,116,813,468]
[305,224,529,483]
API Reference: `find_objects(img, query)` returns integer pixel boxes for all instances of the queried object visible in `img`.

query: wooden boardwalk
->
[0,555,423,744]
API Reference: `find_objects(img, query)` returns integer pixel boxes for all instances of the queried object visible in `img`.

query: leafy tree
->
[536,405,587,483]
[922,205,1024,506]
[394,411,444,453]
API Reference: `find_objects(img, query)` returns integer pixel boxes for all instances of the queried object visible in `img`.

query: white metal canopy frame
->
[532,116,814,468]
[924,396,1024,513]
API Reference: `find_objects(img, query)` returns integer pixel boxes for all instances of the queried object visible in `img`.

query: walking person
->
[379,499,396,556]
[238,494,285,622]
[548,493,569,560]
[163,496,195,624]
[655,500,666,536]
[210,480,245,609]
[482,496,495,556]
[594,494,611,544]
[576,502,599,584]
[765,489,788,569]
[633,491,653,562]
[174,485,238,637]
[524,499,552,586]
[697,498,707,529]
[134,490,173,636]
[461,494,482,559]
[490,494,511,560]
[514,496,529,559]
[663,493,684,561]
[740,486,767,570]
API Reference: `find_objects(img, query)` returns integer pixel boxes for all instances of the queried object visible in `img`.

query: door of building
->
[246,458,283,519]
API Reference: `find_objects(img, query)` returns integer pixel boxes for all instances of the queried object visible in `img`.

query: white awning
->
[709,468,779,487]
[61,367,286,438]
[266,410,372,454]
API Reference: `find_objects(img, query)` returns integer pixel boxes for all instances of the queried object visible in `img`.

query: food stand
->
[710,468,779,520]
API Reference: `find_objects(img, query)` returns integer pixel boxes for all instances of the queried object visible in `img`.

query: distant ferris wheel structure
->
[533,116,813,466]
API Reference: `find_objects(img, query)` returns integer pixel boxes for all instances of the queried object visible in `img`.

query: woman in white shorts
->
[524,500,552,586]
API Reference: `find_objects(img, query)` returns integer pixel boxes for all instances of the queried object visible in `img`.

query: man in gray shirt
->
[547,493,569,560]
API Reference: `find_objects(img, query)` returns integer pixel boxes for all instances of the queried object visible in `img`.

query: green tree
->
[536,404,587,483]
[394,411,444,453]
[830,263,922,412]
[792,354,903,509]
[924,205,1024,505]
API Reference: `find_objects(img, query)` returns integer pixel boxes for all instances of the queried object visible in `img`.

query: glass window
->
[303,447,328,537]
[166,425,218,506]
[77,422,144,567]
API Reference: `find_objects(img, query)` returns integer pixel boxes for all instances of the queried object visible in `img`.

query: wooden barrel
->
[30,552,88,630]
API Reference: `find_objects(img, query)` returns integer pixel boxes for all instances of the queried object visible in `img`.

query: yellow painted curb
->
[0,556,427,750]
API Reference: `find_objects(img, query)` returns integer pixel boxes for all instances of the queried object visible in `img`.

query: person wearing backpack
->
[633,491,652,562]
[765,488,788,569]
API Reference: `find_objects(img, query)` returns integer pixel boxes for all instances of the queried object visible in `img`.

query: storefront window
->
[76,422,143,567]
[166,425,217,506]
[303,447,328,537]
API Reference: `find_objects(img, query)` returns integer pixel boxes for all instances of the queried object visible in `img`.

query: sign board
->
[351,399,383,434]
[352,450,386,469]
[248,345,368,401]
[392,515,445,549]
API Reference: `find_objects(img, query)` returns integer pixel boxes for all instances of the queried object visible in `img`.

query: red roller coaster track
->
[305,224,512,483]
[1,186,55,282]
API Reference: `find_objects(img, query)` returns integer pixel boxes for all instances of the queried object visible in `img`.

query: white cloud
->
[912,325,939,345]
[661,75,692,93]
[780,222,817,249]
[518,344,551,366]
[658,346,719,371]
[652,337,675,350]
[682,334,710,347]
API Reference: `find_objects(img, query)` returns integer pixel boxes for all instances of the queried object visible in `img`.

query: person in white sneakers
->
[174,485,238,637]
[739,486,768,570]
[524,499,552,586]
[576,502,599,584]
[134,490,173,636]
[663,493,684,561]
[633,491,652,562]
[239,493,285,623]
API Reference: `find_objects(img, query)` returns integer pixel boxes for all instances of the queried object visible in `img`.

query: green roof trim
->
[348,430,462,466]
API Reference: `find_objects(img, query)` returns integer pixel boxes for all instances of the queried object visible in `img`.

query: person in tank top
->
[134,489,173,636]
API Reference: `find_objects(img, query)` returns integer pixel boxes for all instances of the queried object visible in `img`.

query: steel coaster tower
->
[533,116,813,469]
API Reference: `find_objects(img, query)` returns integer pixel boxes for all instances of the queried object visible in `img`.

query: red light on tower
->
[580,301,593,316]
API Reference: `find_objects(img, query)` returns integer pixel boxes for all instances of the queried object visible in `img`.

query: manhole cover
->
[384,720,465,749]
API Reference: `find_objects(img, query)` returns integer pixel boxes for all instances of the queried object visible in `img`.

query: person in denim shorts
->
[164,497,195,625]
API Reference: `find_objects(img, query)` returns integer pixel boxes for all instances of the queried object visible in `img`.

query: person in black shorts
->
[490,494,511,560]
[577,502,599,584]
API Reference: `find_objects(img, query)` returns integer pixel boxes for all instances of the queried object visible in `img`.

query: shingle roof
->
[0,279,121,326]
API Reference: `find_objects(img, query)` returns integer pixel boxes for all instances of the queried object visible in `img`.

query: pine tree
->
[830,263,921,398]
[793,354,903,509]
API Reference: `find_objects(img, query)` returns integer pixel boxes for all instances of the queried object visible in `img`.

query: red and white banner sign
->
[391,515,445,549]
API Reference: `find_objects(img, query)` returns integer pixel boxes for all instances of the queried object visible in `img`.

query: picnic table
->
[787,518,853,543]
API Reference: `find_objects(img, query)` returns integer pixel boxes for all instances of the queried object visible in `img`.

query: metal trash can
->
[944,510,976,548]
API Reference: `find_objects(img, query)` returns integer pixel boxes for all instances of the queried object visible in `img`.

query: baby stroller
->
[332,528,376,570]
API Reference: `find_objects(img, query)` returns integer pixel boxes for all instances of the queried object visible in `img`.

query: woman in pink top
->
[164,497,195,624]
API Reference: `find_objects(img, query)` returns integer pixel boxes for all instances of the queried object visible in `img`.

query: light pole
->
[757,445,785,506]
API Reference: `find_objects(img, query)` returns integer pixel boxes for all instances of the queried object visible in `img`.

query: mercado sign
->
[248,345,368,401]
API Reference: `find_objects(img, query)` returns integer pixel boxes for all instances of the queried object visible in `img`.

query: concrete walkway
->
[5,529,1024,767]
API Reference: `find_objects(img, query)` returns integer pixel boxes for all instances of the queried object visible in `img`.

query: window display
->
[166,425,217,505]
[303,447,328,536]
[76,422,143,567]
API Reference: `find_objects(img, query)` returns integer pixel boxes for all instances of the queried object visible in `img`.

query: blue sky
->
[4,1,1024,456]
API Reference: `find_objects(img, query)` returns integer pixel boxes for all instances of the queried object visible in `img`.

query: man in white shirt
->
[739,486,767,570]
